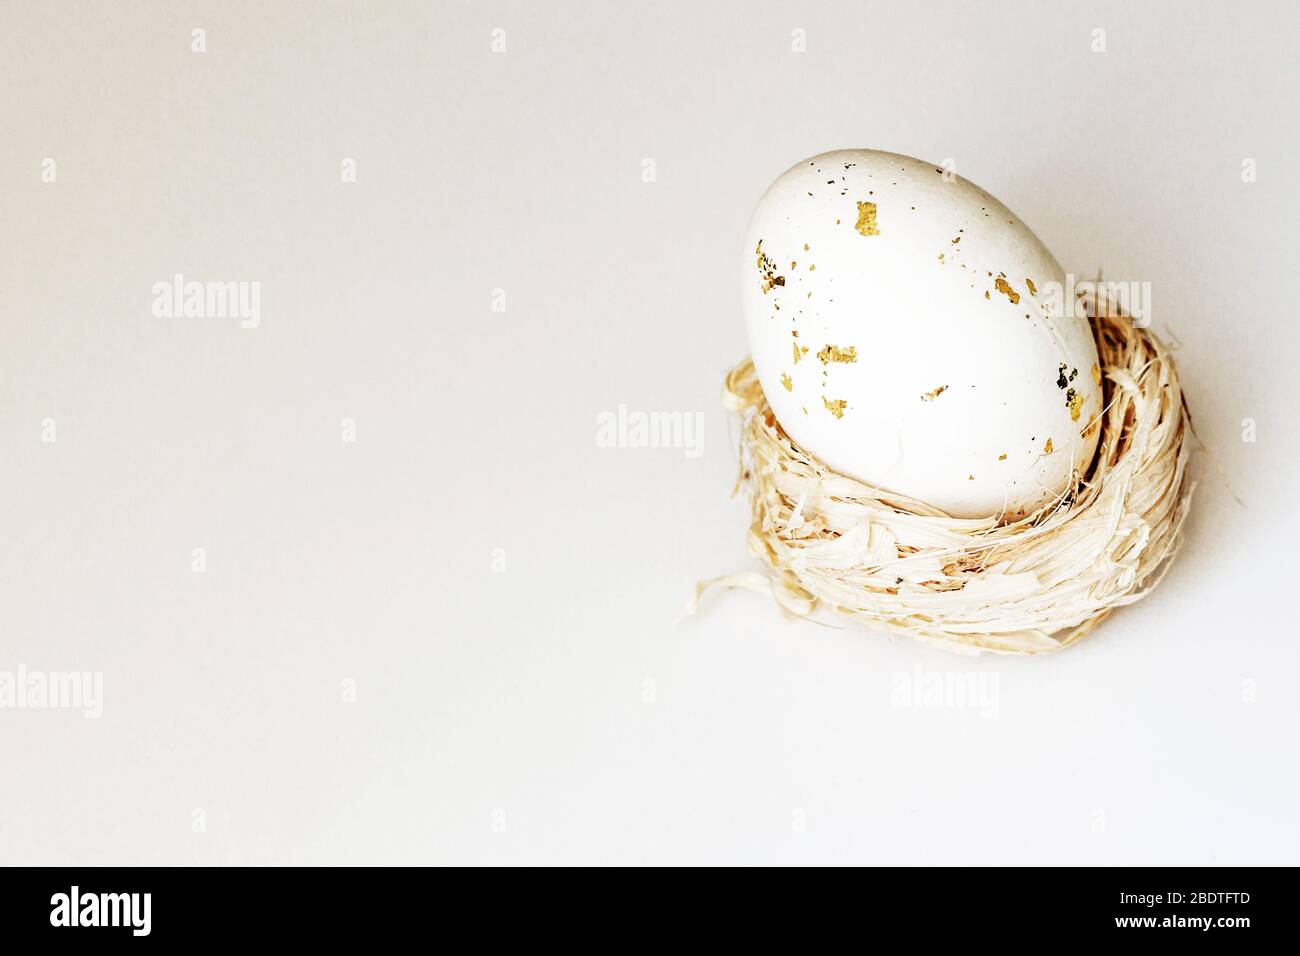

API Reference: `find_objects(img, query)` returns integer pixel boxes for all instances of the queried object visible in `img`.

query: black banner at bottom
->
[0,866,1288,943]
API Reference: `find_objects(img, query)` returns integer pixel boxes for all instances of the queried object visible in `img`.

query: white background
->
[1,0,1297,865]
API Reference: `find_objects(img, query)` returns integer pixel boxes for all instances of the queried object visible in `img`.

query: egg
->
[741,149,1101,519]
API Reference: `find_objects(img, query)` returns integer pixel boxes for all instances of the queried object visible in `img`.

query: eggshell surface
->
[742,149,1101,519]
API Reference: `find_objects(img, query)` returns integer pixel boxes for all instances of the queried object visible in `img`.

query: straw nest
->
[689,296,1194,655]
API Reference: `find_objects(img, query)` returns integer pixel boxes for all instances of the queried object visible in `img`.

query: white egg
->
[742,149,1101,519]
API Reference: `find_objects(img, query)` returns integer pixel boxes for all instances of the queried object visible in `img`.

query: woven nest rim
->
[689,300,1195,655]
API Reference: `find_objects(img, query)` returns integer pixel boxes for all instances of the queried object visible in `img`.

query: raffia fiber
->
[688,296,1194,655]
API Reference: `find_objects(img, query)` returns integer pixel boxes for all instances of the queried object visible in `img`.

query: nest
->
[690,297,1195,655]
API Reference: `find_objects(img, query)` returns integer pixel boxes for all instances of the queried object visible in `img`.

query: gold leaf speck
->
[854,201,879,237]
[994,274,1021,305]
[1066,388,1084,421]
[817,344,858,365]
